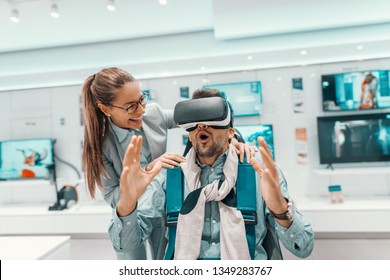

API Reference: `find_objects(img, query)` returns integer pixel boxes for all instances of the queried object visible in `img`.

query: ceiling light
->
[10,9,20,23]
[247,55,253,60]
[300,50,307,55]
[50,3,59,18]
[107,0,116,11]
[356,45,364,50]
[159,0,168,5]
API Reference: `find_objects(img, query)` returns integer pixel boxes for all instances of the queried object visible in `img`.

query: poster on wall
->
[292,78,305,113]
[295,128,308,164]
[180,87,190,98]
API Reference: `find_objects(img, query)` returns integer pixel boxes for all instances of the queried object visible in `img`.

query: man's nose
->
[197,123,209,130]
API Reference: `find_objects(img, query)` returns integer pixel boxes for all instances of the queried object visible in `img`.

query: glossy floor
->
[67,238,390,260]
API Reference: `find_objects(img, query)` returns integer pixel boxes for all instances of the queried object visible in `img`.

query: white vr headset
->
[173,97,233,131]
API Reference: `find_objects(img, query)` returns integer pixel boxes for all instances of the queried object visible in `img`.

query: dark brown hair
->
[82,67,135,198]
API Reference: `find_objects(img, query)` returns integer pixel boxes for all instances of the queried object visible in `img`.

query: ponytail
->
[82,75,109,198]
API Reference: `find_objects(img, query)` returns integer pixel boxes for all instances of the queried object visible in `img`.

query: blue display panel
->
[0,138,55,180]
[235,124,275,159]
[317,113,390,164]
[203,81,262,117]
[322,70,390,111]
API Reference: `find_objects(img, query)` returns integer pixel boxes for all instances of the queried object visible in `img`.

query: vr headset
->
[174,97,233,131]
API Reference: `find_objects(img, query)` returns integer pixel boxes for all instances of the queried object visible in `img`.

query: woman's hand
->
[250,136,292,227]
[116,135,162,217]
[146,153,186,171]
[231,137,258,163]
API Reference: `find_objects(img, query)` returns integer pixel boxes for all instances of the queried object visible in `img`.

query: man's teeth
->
[130,117,142,120]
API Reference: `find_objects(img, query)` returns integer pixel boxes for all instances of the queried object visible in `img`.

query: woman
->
[82,67,255,259]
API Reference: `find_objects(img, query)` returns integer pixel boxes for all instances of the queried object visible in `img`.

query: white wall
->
[1,57,390,205]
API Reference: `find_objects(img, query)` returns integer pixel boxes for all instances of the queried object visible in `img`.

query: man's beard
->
[195,143,221,158]
[194,135,226,158]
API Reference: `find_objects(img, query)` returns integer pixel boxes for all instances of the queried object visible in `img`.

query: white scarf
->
[174,144,250,260]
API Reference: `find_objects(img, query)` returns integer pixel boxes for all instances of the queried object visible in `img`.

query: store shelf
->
[296,196,390,233]
[312,167,390,176]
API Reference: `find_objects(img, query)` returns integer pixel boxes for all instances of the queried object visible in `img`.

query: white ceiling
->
[1,0,390,90]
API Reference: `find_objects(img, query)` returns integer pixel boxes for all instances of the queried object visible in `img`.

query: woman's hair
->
[82,67,135,198]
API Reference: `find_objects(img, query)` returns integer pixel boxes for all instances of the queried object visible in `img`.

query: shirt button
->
[211,242,216,246]
[290,233,295,238]
[211,168,214,172]
[212,219,216,224]
[280,230,285,234]
[126,221,131,225]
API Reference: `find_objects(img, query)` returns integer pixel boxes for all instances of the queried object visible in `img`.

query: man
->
[110,88,314,260]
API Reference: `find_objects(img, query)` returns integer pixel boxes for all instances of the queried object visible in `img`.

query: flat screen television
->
[321,70,390,111]
[317,113,390,164]
[203,81,262,117]
[235,124,275,159]
[0,138,55,180]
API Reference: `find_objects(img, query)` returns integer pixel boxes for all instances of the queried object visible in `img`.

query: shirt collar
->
[109,118,140,143]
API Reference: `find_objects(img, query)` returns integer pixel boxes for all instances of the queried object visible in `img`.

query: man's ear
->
[97,103,111,117]
[228,127,235,139]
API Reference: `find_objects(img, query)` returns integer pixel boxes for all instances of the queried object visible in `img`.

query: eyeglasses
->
[108,92,149,114]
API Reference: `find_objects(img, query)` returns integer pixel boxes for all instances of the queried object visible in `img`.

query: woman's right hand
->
[145,153,186,171]
[116,135,162,217]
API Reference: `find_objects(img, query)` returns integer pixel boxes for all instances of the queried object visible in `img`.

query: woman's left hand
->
[231,137,258,163]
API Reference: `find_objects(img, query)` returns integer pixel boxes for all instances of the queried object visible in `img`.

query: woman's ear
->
[97,103,111,117]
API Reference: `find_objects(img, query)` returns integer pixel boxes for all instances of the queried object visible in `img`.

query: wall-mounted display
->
[295,128,308,164]
[321,70,390,111]
[235,124,275,159]
[292,78,305,113]
[317,113,390,164]
[0,138,55,180]
[203,81,262,117]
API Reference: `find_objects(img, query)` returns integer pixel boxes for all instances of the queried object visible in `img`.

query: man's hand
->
[250,136,292,227]
[116,135,162,217]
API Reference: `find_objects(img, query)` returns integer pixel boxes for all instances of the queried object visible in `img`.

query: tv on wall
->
[317,113,390,164]
[235,124,275,159]
[321,70,390,111]
[0,138,55,180]
[203,81,262,117]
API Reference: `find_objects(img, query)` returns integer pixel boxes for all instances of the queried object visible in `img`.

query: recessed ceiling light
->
[10,9,20,23]
[300,50,307,55]
[202,78,209,84]
[159,0,168,5]
[356,45,364,50]
[247,55,253,60]
[107,0,116,11]
[201,66,206,71]
[277,77,282,82]
[172,80,177,85]
[50,3,60,18]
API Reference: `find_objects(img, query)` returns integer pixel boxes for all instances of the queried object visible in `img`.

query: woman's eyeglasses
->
[108,92,150,114]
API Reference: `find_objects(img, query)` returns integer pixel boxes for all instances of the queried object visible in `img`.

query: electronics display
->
[203,81,262,117]
[235,124,275,159]
[0,138,55,180]
[321,70,390,111]
[317,113,390,164]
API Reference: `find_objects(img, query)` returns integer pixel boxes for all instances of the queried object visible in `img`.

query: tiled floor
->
[67,238,390,260]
